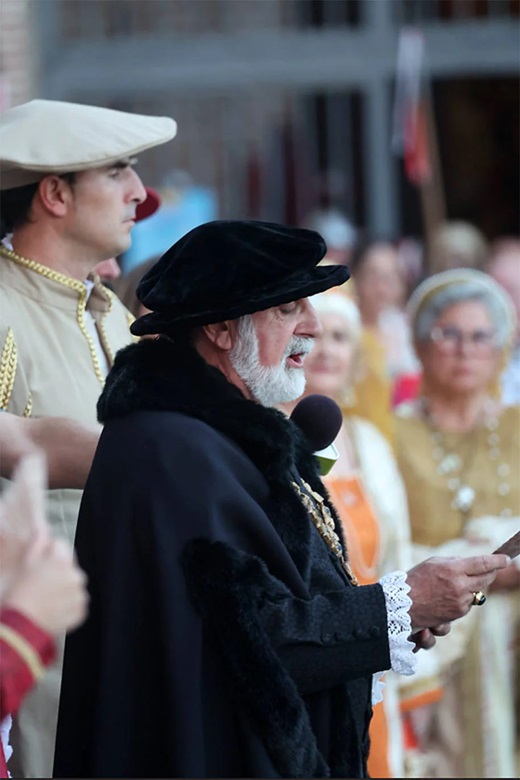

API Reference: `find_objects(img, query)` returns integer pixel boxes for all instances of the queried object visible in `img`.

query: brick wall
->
[0,0,37,109]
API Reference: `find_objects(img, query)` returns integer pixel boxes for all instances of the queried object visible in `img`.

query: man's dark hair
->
[0,173,77,237]
[0,182,39,236]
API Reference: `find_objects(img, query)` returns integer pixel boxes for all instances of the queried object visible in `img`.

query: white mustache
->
[284,337,315,359]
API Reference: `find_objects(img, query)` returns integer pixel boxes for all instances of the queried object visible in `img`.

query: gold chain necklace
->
[292,478,359,586]
[422,399,512,518]
[0,245,109,387]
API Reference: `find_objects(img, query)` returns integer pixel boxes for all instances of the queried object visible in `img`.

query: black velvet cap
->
[130,219,350,336]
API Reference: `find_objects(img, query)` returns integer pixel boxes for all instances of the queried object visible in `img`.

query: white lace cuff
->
[370,573,417,704]
[380,570,417,677]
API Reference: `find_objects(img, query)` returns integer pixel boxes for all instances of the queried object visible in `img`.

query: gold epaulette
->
[0,327,17,410]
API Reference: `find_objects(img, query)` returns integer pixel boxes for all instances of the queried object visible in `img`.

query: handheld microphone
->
[290,394,343,475]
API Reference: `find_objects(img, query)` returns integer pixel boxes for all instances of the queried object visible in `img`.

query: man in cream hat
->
[0,98,177,778]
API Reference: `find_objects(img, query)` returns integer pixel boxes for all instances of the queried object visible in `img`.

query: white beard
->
[229,314,314,407]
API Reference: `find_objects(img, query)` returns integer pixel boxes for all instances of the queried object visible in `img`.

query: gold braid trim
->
[292,479,359,586]
[76,294,106,387]
[95,285,115,365]
[23,392,33,418]
[0,327,17,410]
[0,623,46,681]
[125,311,139,343]
[0,246,106,387]
[0,246,87,292]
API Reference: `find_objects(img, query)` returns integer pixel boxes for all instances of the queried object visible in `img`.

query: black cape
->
[53,338,390,778]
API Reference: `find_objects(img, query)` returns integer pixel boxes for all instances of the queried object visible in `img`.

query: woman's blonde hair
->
[309,292,365,403]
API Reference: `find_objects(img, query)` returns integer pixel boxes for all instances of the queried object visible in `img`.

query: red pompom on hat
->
[136,186,161,222]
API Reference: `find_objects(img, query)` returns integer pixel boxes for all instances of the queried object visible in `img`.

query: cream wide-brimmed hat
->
[0,99,177,190]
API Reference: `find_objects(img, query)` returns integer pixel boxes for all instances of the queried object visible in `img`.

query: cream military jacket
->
[0,246,137,778]
[0,245,135,541]
[0,245,136,779]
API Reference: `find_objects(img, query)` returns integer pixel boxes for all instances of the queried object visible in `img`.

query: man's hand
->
[4,538,89,635]
[406,554,511,632]
[0,412,101,489]
[489,564,520,593]
[0,451,49,599]
[0,412,40,478]
[0,450,88,635]
[411,623,451,652]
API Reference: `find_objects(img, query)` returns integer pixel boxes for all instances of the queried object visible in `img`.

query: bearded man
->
[53,220,510,779]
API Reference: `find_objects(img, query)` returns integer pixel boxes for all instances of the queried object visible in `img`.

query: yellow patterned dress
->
[349,329,395,447]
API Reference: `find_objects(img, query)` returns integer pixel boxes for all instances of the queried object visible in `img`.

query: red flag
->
[392,28,431,186]
[404,97,431,185]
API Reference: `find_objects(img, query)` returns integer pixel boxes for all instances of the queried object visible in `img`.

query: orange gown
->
[325,475,392,779]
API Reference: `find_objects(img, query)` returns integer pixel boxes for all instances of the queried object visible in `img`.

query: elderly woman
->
[394,268,520,778]
[282,291,412,778]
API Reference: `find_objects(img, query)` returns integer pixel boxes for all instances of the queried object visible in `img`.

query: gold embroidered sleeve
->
[0,623,46,681]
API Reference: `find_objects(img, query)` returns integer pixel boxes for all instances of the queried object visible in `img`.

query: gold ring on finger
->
[471,590,486,606]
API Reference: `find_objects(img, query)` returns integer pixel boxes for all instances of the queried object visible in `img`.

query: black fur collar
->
[98,337,347,583]
[98,336,316,487]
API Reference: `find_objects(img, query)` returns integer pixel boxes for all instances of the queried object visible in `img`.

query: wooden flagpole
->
[392,27,447,276]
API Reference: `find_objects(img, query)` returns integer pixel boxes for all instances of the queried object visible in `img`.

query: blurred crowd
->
[0,96,518,780]
[281,210,520,778]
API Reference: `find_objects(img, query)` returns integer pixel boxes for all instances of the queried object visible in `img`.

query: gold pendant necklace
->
[292,478,359,586]
[422,399,512,518]
[422,401,479,516]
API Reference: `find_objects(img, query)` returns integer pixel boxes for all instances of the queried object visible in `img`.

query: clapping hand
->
[0,451,49,600]
[0,451,88,635]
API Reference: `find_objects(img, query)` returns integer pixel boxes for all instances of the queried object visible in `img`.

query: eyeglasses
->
[429,326,498,355]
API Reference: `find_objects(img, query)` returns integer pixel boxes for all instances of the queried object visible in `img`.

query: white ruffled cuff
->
[371,572,417,704]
